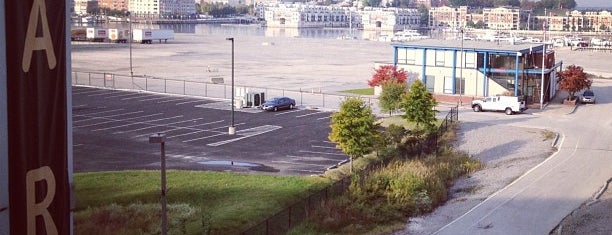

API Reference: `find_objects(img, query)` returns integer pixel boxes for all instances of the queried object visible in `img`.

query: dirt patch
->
[551,180,612,235]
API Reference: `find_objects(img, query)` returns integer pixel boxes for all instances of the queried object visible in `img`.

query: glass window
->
[406,49,416,65]
[436,50,445,66]
[455,77,465,95]
[465,52,476,68]
[425,75,435,92]
[444,76,453,94]
[397,48,407,64]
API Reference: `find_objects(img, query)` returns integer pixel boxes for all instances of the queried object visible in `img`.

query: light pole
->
[459,27,464,106]
[149,133,168,235]
[128,11,133,79]
[226,37,235,135]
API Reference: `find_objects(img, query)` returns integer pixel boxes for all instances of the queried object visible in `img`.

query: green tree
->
[475,20,485,29]
[418,5,429,27]
[599,23,608,31]
[400,80,439,131]
[329,98,378,173]
[558,65,591,101]
[379,80,407,116]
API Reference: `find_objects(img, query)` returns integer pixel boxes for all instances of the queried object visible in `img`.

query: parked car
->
[580,90,596,104]
[261,97,296,111]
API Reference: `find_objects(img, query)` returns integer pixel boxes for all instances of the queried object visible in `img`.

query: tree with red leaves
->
[368,65,407,87]
[558,65,591,101]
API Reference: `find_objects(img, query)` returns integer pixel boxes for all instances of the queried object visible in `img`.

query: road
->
[434,79,612,234]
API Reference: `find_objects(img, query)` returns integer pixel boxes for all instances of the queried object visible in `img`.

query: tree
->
[475,20,485,29]
[379,80,407,116]
[329,97,378,173]
[418,5,429,27]
[558,65,591,101]
[368,65,407,87]
[400,80,439,131]
[599,23,608,32]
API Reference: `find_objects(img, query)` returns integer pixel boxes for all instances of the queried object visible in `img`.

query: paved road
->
[434,79,612,234]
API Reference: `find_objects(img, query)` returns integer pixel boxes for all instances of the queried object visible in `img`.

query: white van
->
[471,96,527,115]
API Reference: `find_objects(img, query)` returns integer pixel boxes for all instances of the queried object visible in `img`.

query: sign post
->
[2,0,73,234]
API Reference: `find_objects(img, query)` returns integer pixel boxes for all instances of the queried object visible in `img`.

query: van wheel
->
[505,108,513,115]
[290,104,294,109]
[473,105,481,112]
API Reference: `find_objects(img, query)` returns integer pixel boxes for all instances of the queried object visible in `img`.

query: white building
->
[74,0,98,15]
[264,3,421,30]
[129,0,196,16]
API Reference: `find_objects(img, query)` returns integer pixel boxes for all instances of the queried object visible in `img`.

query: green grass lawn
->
[341,87,374,95]
[75,170,331,234]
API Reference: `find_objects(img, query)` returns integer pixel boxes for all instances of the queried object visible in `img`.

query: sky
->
[575,0,609,8]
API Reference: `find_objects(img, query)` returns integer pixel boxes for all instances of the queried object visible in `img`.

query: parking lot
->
[73,86,348,175]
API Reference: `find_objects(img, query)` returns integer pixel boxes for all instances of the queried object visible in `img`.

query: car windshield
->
[584,91,594,96]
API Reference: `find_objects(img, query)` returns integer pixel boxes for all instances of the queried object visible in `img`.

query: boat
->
[391,29,428,42]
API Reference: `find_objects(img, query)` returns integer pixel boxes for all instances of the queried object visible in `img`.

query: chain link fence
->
[71,71,380,113]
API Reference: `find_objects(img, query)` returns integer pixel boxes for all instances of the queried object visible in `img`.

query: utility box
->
[246,91,265,107]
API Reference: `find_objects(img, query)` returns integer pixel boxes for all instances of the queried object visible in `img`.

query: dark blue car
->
[261,97,296,111]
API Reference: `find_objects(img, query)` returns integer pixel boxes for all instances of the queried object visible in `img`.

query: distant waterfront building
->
[430,6,528,30]
[74,0,98,15]
[129,0,196,17]
[263,3,421,30]
[98,0,128,11]
[483,7,525,30]
[537,10,612,32]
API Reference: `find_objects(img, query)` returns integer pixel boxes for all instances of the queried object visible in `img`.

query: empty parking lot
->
[73,86,348,175]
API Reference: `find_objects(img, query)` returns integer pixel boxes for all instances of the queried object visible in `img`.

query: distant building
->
[263,3,420,30]
[98,0,128,11]
[537,10,612,32]
[430,6,528,30]
[74,0,98,15]
[128,0,196,17]
[389,40,561,105]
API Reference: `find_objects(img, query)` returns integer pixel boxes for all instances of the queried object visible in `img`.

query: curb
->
[566,104,579,115]
[589,177,612,204]
[552,133,560,147]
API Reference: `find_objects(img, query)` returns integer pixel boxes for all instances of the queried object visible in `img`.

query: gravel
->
[395,121,555,235]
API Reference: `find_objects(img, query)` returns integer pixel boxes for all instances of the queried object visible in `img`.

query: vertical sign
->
[4,0,71,234]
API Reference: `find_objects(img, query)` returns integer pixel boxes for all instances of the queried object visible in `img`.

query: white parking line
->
[168,122,245,139]
[274,109,303,116]
[73,104,88,109]
[206,125,282,146]
[114,118,204,134]
[86,90,122,97]
[296,112,324,118]
[157,97,191,103]
[104,93,143,99]
[317,116,331,120]
[121,94,158,101]
[73,89,109,95]
[91,115,183,131]
[175,100,204,105]
[140,120,226,138]
[75,113,164,128]
[74,111,144,123]
[138,96,172,102]
[73,108,125,118]
[298,150,346,156]
[311,145,338,149]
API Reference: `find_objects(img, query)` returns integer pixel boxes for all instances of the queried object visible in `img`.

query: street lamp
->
[459,27,464,106]
[226,37,235,135]
[149,133,168,235]
[128,11,133,79]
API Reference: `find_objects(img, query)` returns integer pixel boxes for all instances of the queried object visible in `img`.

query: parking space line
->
[168,122,245,139]
[138,96,172,102]
[175,100,205,105]
[73,89,109,95]
[311,145,337,149]
[113,118,204,134]
[317,116,331,120]
[74,108,125,118]
[86,90,123,97]
[274,109,303,116]
[74,111,145,123]
[298,150,346,156]
[296,112,325,118]
[182,132,227,143]
[73,104,88,109]
[139,120,226,138]
[207,125,282,146]
[157,97,191,103]
[104,93,143,99]
[91,115,183,131]
[75,113,164,128]
[121,94,158,101]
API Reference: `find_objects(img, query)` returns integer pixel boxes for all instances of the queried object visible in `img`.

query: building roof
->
[392,39,546,55]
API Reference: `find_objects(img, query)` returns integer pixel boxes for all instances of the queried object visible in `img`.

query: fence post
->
[131,75,134,90]
[205,83,207,97]
[164,79,167,93]
[103,72,106,87]
[146,77,148,91]
[183,80,186,95]
[88,72,91,85]
[112,74,115,88]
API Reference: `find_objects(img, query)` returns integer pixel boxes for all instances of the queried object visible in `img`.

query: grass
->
[75,170,331,234]
[341,88,374,95]
[542,130,556,141]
